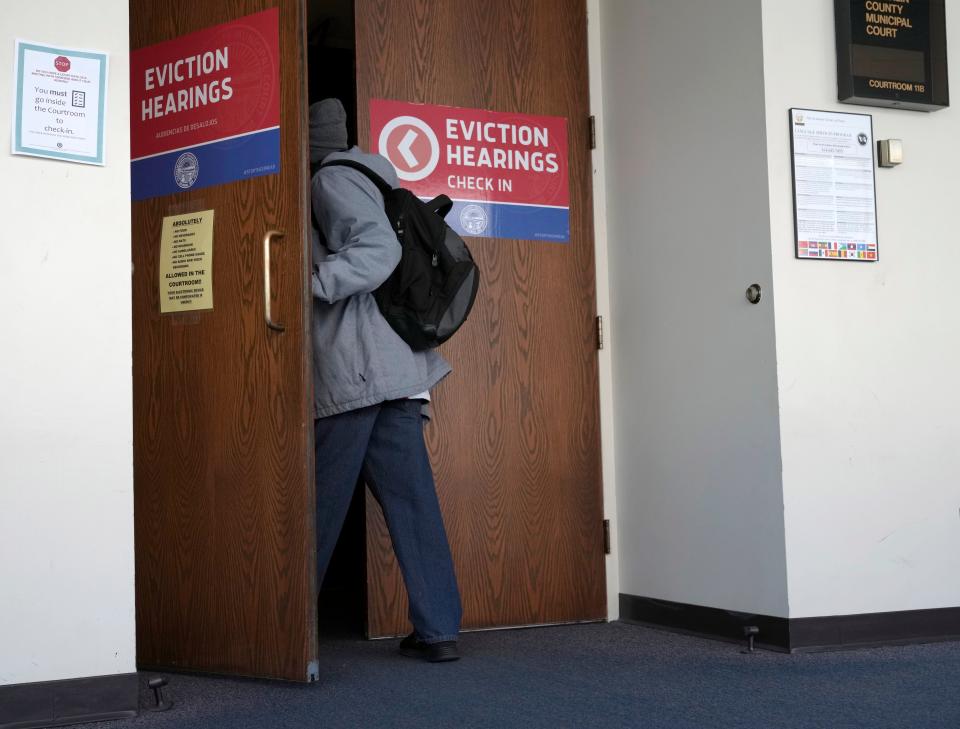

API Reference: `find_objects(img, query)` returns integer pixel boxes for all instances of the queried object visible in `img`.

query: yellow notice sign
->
[159,210,214,313]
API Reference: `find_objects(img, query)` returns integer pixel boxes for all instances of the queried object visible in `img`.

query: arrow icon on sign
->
[397,129,419,167]
[378,115,440,181]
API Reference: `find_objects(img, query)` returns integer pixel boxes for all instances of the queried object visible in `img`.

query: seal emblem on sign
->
[459,204,488,235]
[174,152,199,189]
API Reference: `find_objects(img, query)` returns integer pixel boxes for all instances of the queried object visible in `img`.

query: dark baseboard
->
[790,607,960,651]
[620,594,960,653]
[0,673,138,729]
[619,594,791,651]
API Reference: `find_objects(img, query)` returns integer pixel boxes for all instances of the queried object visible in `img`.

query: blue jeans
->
[314,399,462,643]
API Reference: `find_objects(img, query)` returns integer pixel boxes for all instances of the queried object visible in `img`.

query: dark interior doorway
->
[306,0,365,639]
[308,0,357,142]
[316,481,366,637]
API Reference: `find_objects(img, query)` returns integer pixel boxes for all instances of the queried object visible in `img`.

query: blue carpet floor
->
[88,622,960,729]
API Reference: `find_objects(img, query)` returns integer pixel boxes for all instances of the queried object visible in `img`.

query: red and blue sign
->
[371,99,570,242]
[130,9,280,201]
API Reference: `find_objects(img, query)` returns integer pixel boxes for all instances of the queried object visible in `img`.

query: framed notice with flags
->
[789,108,879,262]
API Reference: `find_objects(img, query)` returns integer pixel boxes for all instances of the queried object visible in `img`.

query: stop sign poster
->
[130,9,280,201]
[371,99,569,242]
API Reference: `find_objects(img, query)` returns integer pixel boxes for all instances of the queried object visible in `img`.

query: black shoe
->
[398,633,460,662]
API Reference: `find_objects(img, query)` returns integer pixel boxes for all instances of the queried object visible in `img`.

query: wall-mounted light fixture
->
[878,139,903,168]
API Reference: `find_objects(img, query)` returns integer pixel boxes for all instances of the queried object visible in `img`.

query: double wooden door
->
[131,0,316,681]
[132,0,603,682]
[357,0,606,638]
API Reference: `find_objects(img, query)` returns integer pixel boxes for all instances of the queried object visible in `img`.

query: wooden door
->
[356,0,606,637]
[131,0,317,681]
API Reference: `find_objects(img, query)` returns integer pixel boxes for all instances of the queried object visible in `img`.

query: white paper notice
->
[12,40,108,165]
[790,109,878,262]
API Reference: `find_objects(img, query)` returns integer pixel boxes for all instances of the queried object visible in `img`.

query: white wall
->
[762,0,960,617]
[0,3,134,684]
[600,0,789,617]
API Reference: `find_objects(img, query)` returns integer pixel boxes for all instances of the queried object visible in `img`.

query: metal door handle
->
[263,230,285,332]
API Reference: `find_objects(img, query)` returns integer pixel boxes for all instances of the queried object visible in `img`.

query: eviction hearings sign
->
[371,99,570,242]
[130,9,281,200]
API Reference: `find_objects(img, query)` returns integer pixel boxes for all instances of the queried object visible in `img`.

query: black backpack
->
[319,159,480,351]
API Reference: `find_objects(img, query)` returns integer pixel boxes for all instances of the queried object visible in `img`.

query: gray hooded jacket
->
[311,147,451,418]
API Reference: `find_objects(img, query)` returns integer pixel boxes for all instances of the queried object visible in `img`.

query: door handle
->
[263,229,285,332]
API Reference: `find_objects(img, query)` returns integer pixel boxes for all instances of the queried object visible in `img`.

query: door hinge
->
[603,519,611,554]
[596,315,604,350]
[589,115,597,150]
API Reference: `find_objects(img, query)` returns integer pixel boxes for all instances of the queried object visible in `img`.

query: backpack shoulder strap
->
[319,158,394,197]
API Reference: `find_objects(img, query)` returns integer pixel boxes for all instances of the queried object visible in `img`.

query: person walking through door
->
[308,98,462,662]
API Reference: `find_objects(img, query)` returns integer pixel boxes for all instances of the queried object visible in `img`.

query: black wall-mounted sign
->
[836,0,949,110]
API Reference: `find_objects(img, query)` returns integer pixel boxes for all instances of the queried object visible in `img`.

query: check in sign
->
[12,40,108,165]
[371,100,570,242]
[130,9,281,201]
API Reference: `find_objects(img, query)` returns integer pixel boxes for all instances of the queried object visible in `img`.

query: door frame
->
[586,0,620,621]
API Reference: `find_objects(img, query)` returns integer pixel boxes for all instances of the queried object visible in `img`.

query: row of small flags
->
[799,240,877,260]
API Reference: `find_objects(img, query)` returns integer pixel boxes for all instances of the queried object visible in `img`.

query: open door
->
[131,0,317,681]
[356,0,607,637]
